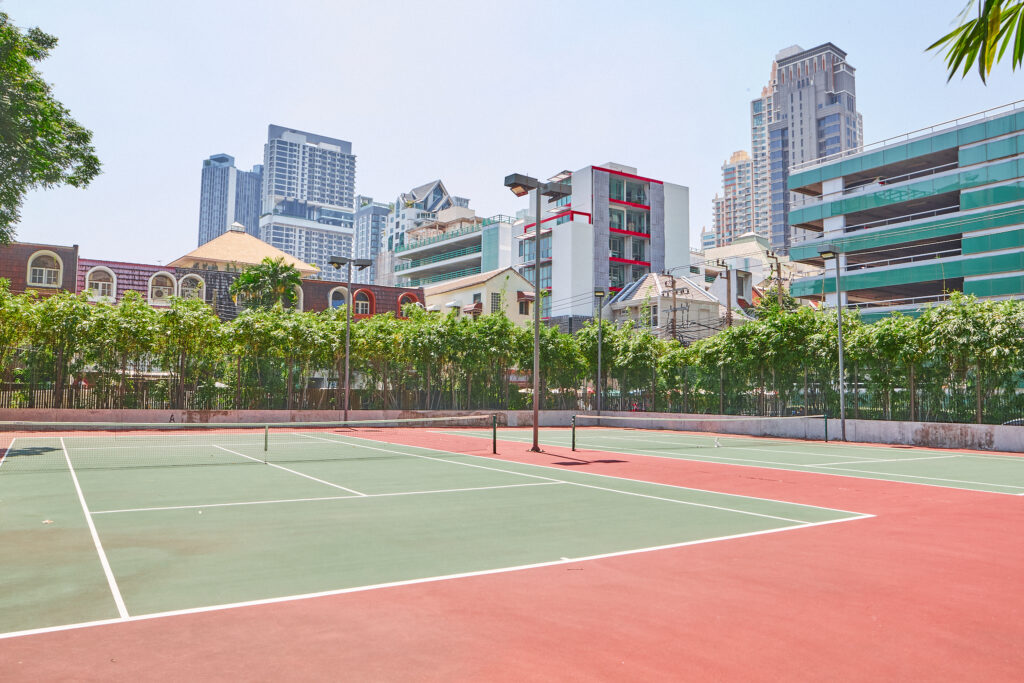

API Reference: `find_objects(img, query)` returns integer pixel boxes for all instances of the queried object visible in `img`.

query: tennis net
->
[570,414,827,452]
[0,414,497,472]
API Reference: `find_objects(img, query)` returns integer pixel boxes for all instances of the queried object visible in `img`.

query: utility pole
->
[768,250,783,309]
[718,260,732,327]
[669,272,678,340]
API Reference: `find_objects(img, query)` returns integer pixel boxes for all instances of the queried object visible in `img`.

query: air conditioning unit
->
[154,287,170,299]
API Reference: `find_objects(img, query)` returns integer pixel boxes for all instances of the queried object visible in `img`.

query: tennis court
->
[449,415,1024,495]
[0,417,869,639]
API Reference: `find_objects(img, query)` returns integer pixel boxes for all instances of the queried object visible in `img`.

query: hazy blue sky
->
[5,0,1020,263]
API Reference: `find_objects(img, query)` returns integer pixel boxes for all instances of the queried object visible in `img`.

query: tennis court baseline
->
[0,426,868,638]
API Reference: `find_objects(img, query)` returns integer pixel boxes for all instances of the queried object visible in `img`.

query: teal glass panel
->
[908,139,933,158]
[958,145,986,167]
[987,114,1015,138]
[932,131,958,150]
[987,137,1015,160]
[957,122,988,145]
[883,146,908,164]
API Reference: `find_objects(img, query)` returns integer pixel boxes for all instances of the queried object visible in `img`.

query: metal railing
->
[394,245,482,272]
[791,161,962,208]
[791,98,1024,173]
[846,292,953,310]
[403,266,482,287]
[792,204,962,245]
[846,248,961,272]
[394,215,515,253]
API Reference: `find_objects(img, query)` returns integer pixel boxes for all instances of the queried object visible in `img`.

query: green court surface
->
[0,432,867,637]
[457,428,1024,495]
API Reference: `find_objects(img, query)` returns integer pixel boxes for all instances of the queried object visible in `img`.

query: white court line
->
[0,512,869,642]
[0,437,16,471]
[59,437,129,620]
[813,454,963,467]
[92,482,563,515]
[301,433,848,524]
[69,441,317,452]
[212,445,367,496]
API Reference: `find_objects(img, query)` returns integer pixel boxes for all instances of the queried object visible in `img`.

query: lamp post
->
[818,245,846,441]
[594,289,606,414]
[328,255,372,422]
[504,173,571,452]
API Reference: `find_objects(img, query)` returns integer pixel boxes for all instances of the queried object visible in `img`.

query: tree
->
[0,279,30,382]
[28,291,94,408]
[229,257,302,309]
[0,12,101,243]
[748,285,799,318]
[928,1,1024,83]
[157,297,224,409]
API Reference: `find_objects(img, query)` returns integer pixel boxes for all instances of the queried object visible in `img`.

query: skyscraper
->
[258,125,357,280]
[352,195,391,285]
[763,44,863,252]
[712,150,753,247]
[197,154,263,246]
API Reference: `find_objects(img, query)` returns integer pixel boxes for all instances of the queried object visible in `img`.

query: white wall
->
[551,219,595,317]
[663,182,690,271]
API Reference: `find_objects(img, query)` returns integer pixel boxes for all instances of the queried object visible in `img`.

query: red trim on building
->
[609,257,651,267]
[522,210,592,232]
[609,286,623,292]
[593,166,664,185]
[609,198,650,210]
[609,227,651,239]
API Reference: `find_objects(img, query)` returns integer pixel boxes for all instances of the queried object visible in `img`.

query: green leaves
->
[229,258,303,310]
[0,12,101,243]
[928,1,1024,83]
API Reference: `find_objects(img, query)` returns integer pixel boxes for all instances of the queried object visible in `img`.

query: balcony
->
[395,215,514,254]
[404,266,482,287]
[395,245,482,272]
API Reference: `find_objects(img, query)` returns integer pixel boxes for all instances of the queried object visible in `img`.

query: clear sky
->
[5,0,1021,263]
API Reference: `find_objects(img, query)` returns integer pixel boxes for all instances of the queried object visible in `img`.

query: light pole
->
[594,289,606,414]
[504,173,571,452]
[818,245,846,441]
[328,255,372,422]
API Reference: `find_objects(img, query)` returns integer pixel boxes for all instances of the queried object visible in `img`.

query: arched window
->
[354,289,373,315]
[328,286,348,309]
[179,274,205,300]
[27,251,62,288]
[85,266,116,301]
[396,292,418,317]
[148,272,176,305]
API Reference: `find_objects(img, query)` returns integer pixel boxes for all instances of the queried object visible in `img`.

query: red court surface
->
[2,428,1022,681]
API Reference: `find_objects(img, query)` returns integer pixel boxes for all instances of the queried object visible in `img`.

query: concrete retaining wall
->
[1,409,1021,452]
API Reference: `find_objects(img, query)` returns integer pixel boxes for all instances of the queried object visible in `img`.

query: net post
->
[264,425,269,459]
[571,415,576,452]
[492,414,497,454]
[823,413,828,443]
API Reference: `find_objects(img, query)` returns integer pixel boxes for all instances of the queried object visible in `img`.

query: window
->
[519,300,530,316]
[490,292,501,314]
[609,235,624,258]
[27,252,62,287]
[355,290,371,315]
[631,240,645,262]
[148,272,176,304]
[650,305,659,328]
[472,293,482,304]
[329,287,348,309]
[398,292,418,314]
[610,208,625,231]
[179,275,205,300]
[85,267,115,301]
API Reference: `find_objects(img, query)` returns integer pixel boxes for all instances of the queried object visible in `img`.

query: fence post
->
[571,415,576,451]
[492,414,497,454]
[823,413,828,443]
[264,425,269,458]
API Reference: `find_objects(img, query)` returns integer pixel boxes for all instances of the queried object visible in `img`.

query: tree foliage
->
[0,290,1022,423]
[0,12,101,243]
[229,258,303,309]
[928,1,1024,83]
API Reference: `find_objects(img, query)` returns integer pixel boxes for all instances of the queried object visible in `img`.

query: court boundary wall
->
[0,409,1021,452]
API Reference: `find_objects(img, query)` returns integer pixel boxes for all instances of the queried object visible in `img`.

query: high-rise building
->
[699,226,716,251]
[352,196,391,285]
[764,44,863,252]
[750,74,777,237]
[375,180,469,286]
[258,125,357,280]
[512,163,689,322]
[712,150,753,247]
[788,101,1024,321]
[197,154,263,246]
